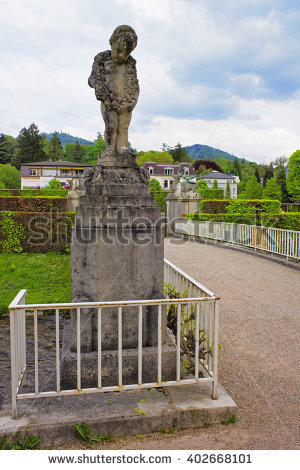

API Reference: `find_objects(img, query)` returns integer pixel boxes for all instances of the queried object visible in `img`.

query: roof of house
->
[21,160,92,167]
[143,161,195,175]
[198,170,235,180]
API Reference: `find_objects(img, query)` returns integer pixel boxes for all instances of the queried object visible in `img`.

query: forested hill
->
[41,132,94,147]
[185,144,248,162]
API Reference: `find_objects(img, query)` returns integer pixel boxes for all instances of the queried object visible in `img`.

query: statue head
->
[109,25,138,64]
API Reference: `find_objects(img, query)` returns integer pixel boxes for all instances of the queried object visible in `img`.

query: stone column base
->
[60,327,177,389]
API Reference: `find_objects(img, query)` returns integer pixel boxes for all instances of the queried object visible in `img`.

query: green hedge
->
[185,212,300,230]
[0,189,67,197]
[199,189,224,200]
[0,196,67,212]
[199,199,281,215]
[150,190,170,212]
[0,211,75,253]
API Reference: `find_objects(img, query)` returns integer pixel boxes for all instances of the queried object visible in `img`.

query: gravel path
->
[118,239,300,450]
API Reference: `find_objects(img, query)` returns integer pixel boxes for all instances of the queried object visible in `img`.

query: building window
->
[184,167,189,176]
[232,187,236,194]
[42,169,57,177]
[164,168,173,176]
[148,167,154,175]
[75,169,84,177]
[29,169,37,176]
[164,180,169,189]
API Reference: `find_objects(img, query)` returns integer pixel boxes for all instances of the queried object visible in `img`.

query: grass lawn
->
[0,252,71,315]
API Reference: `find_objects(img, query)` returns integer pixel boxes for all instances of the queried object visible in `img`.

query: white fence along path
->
[9,258,220,418]
[175,220,300,260]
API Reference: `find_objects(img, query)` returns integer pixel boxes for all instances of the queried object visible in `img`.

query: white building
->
[143,162,196,190]
[20,160,92,189]
[198,170,238,198]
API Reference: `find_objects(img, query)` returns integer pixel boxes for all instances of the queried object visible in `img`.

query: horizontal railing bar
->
[11,296,218,311]
[8,289,27,309]
[164,258,216,297]
[16,377,214,399]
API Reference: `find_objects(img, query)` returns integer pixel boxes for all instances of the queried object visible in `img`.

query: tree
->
[225,182,231,199]
[244,176,263,199]
[254,167,260,183]
[47,131,63,161]
[43,178,62,190]
[276,168,290,203]
[150,179,162,191]
[138,151,174,166]
[0,134,14,164]
[262,164,274,188]
[212,180,218,189]
[262,176,282,200]
[64,141,86,163]
[196,180,208,195]
[286,150,300,201]
[169,143,191,163]
[82,134,106,165]
[0,164,21,188]
[13,123,46,168]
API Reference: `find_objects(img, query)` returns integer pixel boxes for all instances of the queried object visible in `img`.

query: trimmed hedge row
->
[0,189,67,197]
[199,199,281,214]
[199,189,224,200]
[0,196,67,212]
[0,211,75,253]
[185,212,300,230]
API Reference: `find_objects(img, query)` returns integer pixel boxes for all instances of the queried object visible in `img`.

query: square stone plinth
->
[60,327,177,389]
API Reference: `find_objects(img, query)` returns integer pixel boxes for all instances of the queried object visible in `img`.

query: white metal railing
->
[175,220,300,260]
[9,259,219,418]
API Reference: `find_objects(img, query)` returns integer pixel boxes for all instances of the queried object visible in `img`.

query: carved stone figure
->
[88,25,139,155]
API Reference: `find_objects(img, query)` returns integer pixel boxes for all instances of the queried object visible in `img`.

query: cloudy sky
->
[1,0,300,162]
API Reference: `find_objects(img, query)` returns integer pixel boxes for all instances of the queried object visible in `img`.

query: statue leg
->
[116,111,132,154]
[101,103,118,153]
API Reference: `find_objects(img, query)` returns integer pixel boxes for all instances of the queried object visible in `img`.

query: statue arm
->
[88,53,114,107]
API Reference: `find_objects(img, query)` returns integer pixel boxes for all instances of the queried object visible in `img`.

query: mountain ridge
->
[185,144,249,162]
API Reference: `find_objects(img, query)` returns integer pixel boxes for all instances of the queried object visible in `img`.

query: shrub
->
[0,211,75,253]
[0,196,67,212]
[225,200,256,216]
[199,200,229,214]
[200,189,224,200]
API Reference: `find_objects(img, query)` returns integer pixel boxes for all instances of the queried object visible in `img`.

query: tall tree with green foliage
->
[82,134,106,165]
[225,182,231,199]
[262,164,274,188]
[262,176,282,200]
[212,179,218,189]
[47,131,63,161]
[243,175,263,199]
[286,150,300,201]
[13,123,46,168]
[0,134,14,164]
[276,168,289,203]
[169,143,191,163]
[0,164,21,188]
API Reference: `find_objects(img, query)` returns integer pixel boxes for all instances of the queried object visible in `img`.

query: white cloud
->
[0,0,299,162]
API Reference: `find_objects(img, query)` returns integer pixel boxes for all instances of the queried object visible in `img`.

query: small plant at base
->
[75,422,113,447]
[159,427,177,434]
[202,421,212,428]
[9,433,41,450]
[220,415,236,425]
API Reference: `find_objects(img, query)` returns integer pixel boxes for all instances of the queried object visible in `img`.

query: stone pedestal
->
[166,188,201,235]
[61,152,176,389]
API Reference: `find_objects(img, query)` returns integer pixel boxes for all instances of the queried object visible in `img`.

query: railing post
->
[212,301,219,399]
[10,309,17,418]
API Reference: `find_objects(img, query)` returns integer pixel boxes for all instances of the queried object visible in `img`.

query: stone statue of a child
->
[88,25,139,156]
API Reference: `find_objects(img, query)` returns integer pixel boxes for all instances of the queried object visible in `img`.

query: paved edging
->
[0,383,237,446]
[171,234,300,271]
